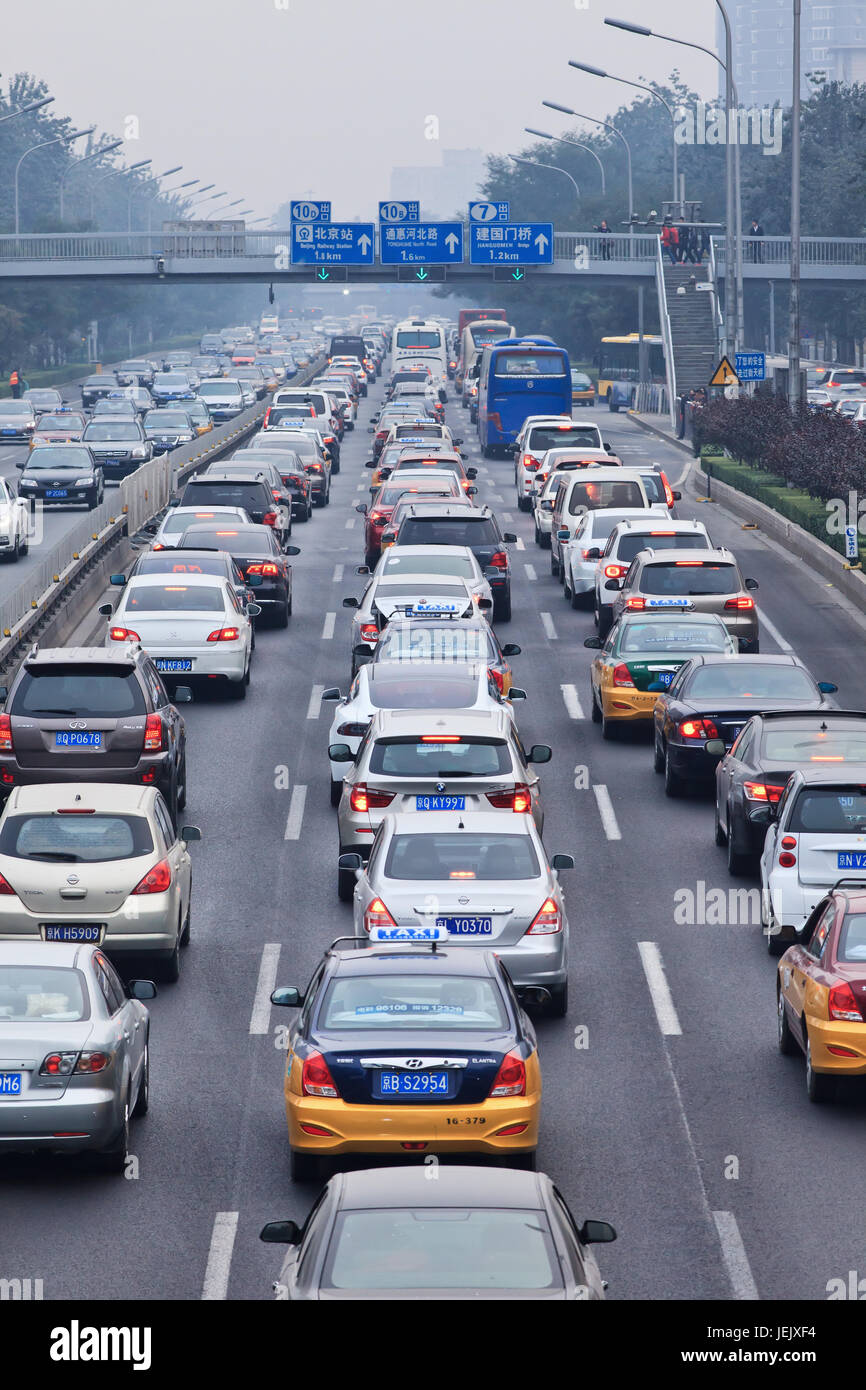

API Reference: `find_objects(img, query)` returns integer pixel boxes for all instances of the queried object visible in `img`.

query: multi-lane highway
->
[3,368,866,1304]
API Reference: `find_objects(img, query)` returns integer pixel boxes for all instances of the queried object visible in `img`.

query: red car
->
[357,475,462,569]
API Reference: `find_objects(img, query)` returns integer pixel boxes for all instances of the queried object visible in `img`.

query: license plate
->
[837,852,866,869]
[55,731,102,747]
[2,429,17,436]
[45,488,68,498]
[0,1073,22,1095]
[436,916,493,936]
[655,671,674,686]
[42,925,103,943]
[416,795,465,811]
[155,658,192,672]
[377,1071,449,1095]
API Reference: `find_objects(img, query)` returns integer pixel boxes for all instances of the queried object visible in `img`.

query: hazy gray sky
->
[6,0,719,220]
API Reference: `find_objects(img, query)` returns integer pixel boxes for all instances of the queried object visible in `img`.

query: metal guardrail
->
[712,235,866,267]
[655,237,678,431]
[553,231,659,264]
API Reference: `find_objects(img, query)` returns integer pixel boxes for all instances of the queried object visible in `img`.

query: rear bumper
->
[601,687,659,722]
[286,1094,540,1156]
[0,1086,123,1151]
[0,891,178,952]
[807,1016,866,1076]
[0,756,173,798]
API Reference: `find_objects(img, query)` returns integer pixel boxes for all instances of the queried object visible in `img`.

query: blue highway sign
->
[379,201,420,223]
[291,222,375,265]
[469,222,553,265]
[290,201,331,223]
[735,351,766,382]
[469,201,510,223]
[380,222,463,265]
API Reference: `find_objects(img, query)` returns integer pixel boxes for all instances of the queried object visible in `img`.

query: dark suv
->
[0,646,190,822]
[81,374,122,408]
[388,503,517,621]
[178,474,291,546]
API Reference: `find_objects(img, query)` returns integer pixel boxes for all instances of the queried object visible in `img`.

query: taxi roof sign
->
[709,355,740,387]
[370,924,447,943]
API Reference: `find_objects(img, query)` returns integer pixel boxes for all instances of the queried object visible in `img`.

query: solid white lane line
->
[540,612,558,640]
[321,612,335,640]
[502,511,514,523]
[249,943,281,1035]
[754,605,792,653]
[332,564,344,582]
[561,683,585,719]
[637,941,683,1037]
[515,537,525,551]
[202,1212,239,1301]
[306,685,324,720]
[345,517,355,529]
[711,1212,759,1300]
[592,784,621,840]
[283,784,308,840]
[524,563,537,581]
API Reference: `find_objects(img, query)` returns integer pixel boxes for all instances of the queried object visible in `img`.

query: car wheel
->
[323,487,331,506]
[601,706,618,741]
[290,1147,320,1183]
[726,812,751,875]
[534,523,543,546]
[562,569,573,603]
[330,778,343,808]
[596,607,612,640]
[590,682,601,724]
[806,1035,835,1102]
[87,489,98,510]
[653,730,665,772]
[609,399,619,413]
[177,756,187,812]
[180,897,191,946]
[550,550,560,577]
[714,800,726,846]
[571,583,590,611]
[777,991,797,1056]
[94,1094,130,1173]
[132,1039,150,1116]
[18,530,28,556]
[228,672,247,699]
[494,591,511,623]
[518,496,531,513]
[160,922,182,981]
[275,599,290,629]
[548,982,568,1017]
[338,850,357,903]
[664,747,683,797]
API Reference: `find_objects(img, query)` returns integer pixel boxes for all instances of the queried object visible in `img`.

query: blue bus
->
[477,338,571,456]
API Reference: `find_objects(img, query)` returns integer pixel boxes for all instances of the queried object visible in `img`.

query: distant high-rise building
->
[389,149,487,219]
[718,1,866,107]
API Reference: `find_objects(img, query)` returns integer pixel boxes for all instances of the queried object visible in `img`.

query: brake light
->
[604,564,627,579]
[679,718,719,739]
[488,666,504,693]
[363,897,397,934]
[143,713,164,752]
[131,858,171,894]
[625,597,645,610]
[660,472,675,508]
[206,627,241,642]
[263,408,271,427]
[109,627,140,642]
[612,663,635,688]
[262,512,278,527]
[301,1050,339,1098]
[724,596,755,610]
[489,551,508,570]
[0,714,12,753]
[359,622,379,644]
[369,511,386,525]
[778,851,796,868]
[743,781,784,803]
[74,1052,110,1074]
[781,835,796,849]
[486,783,531,813]
[526,898,562,935]
[522,454,540,471]
[350,782,394,812]
[0,872,17,896]
[829,982,863,1022]
[271,488,281,500]
[489,1049,526,1098]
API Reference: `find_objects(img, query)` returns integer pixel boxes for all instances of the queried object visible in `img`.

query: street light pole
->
[542,100,633,227]
[524,129,606,194]
[509,154,581,214]
[15,125,94,234]
[789,0,802,408]
[59,137,123,221]
[126,160,153,232]
[568,60,677,204]
[0,95,54,125]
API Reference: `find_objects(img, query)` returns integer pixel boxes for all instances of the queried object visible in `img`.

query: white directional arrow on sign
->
[534,232,549,253]
[358,234,372,253]
[445,232,459,253]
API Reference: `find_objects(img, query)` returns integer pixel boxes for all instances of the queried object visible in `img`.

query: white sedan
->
[102,572,257,698]
[150,504,252,550]
[0,477,30,562]
[361,544,494,613]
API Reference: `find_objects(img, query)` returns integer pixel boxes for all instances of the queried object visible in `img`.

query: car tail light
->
[625,597,645,610]
[488,666,504,694]
[308,463,323,472]
[143,713,164,752]
[262,512,278,527]
[489,551,508,570]
[300,1122,335,1136]
[301,1050,339,1098]
[743,781,784,803]
[829,981,863,1022]
[74,1052,110,1074]
[679,719,719,739]
[0,714,12,754]
[604,564,627,579]
[363,897,397,934]
[40,1051,79,1076]
[271,488,281,500]
[486,783,531,813]
[612,663,634,688]
[350,782,394,812]
[131,858,171,894]
[522,454,540,471]
[263,407,271,427]
[781,835,797,848]
[109,627,140,642]
[724,596,755,610]
[494,1122,529,1136]
[526,898,562,935]
[659,471,675,508]
[0,872,16,896]
[337,722,369,737]
[369,511,387,525]
[359,622,379,644]
[489,1049,526,1098]
[778,851,796,868]
[207,627,240,642]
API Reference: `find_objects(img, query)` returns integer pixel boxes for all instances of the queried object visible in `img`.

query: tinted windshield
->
[198,382,241,397]
[763,728,866,761]
[495,351,568,377]
[84,424,139,441]
[686,665,817,700]
[396,330,442,349]
[398,518,499,547]
[615,532,708,562]
[318,974,508,1031]
[26,448,91,470]
[617,619,732,653]
[789,789,866,833]
[385,832,539,880]
[638,562,739,595]
[367,670,479,708]
[182,483,266,510]
[161,509,243,535]
[369,737,511,778]
[382,554,474,579]
[182,528,274,555]
[568,480,644,513]
[12,670,146,717]
[529,426,599,451]
[0,966,88,1022]
[126,584,225,612]
[376,625,495,664]
[0,814,153,863]
[35,414,84,430]
[145,412,190,428]
[154,374,190,386]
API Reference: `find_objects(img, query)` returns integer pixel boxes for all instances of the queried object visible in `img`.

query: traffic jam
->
[3,305,866,1307]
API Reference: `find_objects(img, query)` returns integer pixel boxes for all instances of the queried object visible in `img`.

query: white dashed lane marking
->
[638,941,682,1036]
[593,784,621,840]
[249,943,281,1034]
[283,784,308,840]
[321,612,335,640]
[560,683,585,719]
[540,612,558,640]
[306,685,324,720]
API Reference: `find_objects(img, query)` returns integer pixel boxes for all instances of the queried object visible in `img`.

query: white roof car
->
[151,505,253,550]
[369,544,493,611]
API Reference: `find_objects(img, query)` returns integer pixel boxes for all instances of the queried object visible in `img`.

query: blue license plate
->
[377,1071,449,1095]
[2,428,17,436]
[43,925,103,942]
[45,488,68,498]
[436,916,493,936]
[55,731,102,747]
[838,852,866,869]
[155,658,192,672]
[0,1073,22,1095]
[655,671,675,686]
[416,795,465,811]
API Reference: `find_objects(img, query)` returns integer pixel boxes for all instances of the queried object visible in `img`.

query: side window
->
[227,585,243,616]
[299,963,327,1034]
[297,1191,331,1284]
[93,955,124,1014]
[808,902,836,958]
[731,725,753,761]
[366,823,386,874]
[101,955,128,1009]
[620,559,640,592]
[602,531,618,558]
[511,729,530,770]
[550,1189,588,1282]
[775,779,795,827]
[153,796,176,848]
[142,662,169,710]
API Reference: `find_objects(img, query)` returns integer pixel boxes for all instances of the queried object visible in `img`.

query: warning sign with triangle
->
[709,355,740,387]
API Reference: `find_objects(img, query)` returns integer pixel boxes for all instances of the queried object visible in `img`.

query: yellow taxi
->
[584,609,737,737]
[571,369,596,407]
[271,933,543,1182]
[778,884,866,1101]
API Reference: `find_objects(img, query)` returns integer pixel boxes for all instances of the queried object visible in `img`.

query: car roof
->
[618,609,727,625]
[793,764,866,785]
[126,571,225,587]
[400,503,487,519]
[754,710,866,725]
[375,573,470,589]
[614,516,705,531]
[370,707,509,736]
[5,783,154,814]
[364,661,485,686]
[685,653,802,667]
[379,809,537,838]
[335,1164,544,1210]
[0,940,100,969]
[21,646,138,668]
[181,523,268,538]
[325,942,501,977]
[636,546,734,564]
[382,545,476,560]
[185,474,269,486]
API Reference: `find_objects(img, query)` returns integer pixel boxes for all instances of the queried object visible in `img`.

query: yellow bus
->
[597,334,666,403]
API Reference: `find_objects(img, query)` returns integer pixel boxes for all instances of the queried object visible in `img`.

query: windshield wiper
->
[26,851,78,862]
[28,708,80,715]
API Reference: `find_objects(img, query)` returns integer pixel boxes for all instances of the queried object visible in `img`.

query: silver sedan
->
[0,941,155,1168]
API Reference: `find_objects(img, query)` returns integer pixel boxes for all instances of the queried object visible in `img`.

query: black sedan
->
[178,522,298,628]
[143,408,196,454]
[81,373,121,408]
[82,419,153,482]
[713,709,866,873]
[234,448,313,522]
[652,654,838,797]
[261,1165,616,1300]
[110,547,260,640]
[17,444,104,510]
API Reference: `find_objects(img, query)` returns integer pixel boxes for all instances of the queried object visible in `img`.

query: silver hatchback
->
[344,810,571,1013]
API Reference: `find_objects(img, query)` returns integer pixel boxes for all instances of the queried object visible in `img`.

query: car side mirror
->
[508,687,527,701]
[284,544,301,556]
[503,532,517,543]
[540,499,553,511]
[364,459,376,468]
[584,547,601,561]
[466,486,478,496]
[246,574,263,587]
[578,1220,617,1246]
[355,503,368,515]
[328,742,354,762]
[173,686,193,703]
[367,426,375,433]
[551,853,574,870]
[465,467,477,479]
[646,681,666,692]
[556,528,570,541]
[818,680,839,693]
[453,438,463,446]
[180,825,202,843]
[381,532,395,546]
[603,441,613,451]
[672,490,682,501]
[704,739,726,757]
[0,687,7,702]
[246,603,262,617]
[338,852,363,871]
[260,1220,302,1245]
[476,597,492,612]
[98,603,113,617]
[516,985,551,1009]
[109,574,126,586]
[322,687,342,701]
[128,979,157,1001]
[583,637,602,649]
[270,986,303,1008]
[527,744,552,764]
[502,643,521,656]
[355,566,370,577]
[745,577,759,590]
[342,596,360,608]
[604,578,621,591]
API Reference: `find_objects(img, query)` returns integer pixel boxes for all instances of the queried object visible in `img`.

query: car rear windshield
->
[789,788,866,833]
[83,424,140,441]
[0,965,88,1022]
[376,626,495,664]
[367,670,480,708]
[37,414,84,430]
[126,584,225,612]
[318,974,508,1031]
[619,619,731,653]
[137,554,228,577]
[838,913,866,960]
[639,562,739,595]
[385,832,539,880]
[617,532,710,562]
[369,737,511,778]
[398,518,499,547]
[11,669,146,717]
[567,480,644,513]
[277,394,326,413]
[155,374,190,387]
[529,425,600,451]
[383,554,475,580]
[182,528,274,555]
[395,425,443,439]
[396,331,441,349]
[762,729,866,761]
[181,483,267,510]
[0,814,154,862]
[323,1208,559,1292]
[161,509,244,536]
[685,665,817,700]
